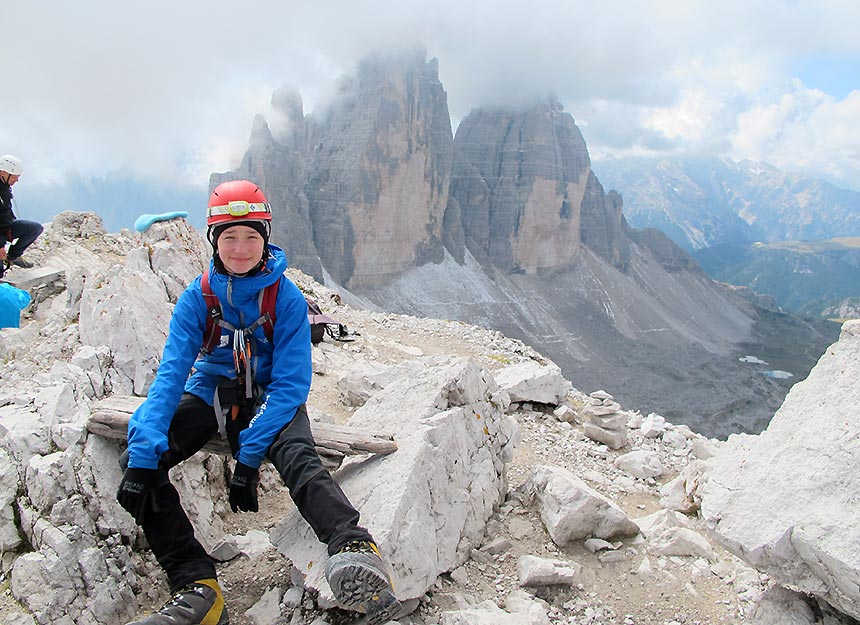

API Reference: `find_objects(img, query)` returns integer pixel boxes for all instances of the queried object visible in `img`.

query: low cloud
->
[2,0,859,190]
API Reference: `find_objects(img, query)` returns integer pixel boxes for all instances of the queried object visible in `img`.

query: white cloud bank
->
[2,0,859,189]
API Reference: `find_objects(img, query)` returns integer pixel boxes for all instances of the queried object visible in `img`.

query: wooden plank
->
[87,396,397,471]
[1,267,65,290]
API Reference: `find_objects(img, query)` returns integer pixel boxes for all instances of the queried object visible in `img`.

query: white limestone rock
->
[584,410,629,430]
[25,450,77,515]
[584,538,616,553]
[583,422,628,450]
[660,460,708,514]
[749,586,816,625]
[78,258,173,396]
[494,360,572,405]
[614,450,664,479]
[0,447,22,551]
[662,428,689,450]
[335,360,394,406]
[282,586,304,609]
[649,527,716,561]
[11,521,137,625]
[634,509,692,538]
[143,219,208,303]
[0,405,52,463]
[225,529,275,560]
[34,382,77,425]
[590,390,614,401]
[245,587,283,625]
[552,404,577,423]
[640,412,667,438]
[271,357,519,604]
[505,590,552,625]
[700,320,860,620]
[518,554,581,586]
[441,600,525,625]
[70,344,112,399]
[525,464,639,545]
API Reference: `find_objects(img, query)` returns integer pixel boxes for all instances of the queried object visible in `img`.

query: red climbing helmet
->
[206,180,272,227]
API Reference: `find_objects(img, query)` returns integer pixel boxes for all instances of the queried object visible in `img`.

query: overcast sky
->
[4,0,859,190]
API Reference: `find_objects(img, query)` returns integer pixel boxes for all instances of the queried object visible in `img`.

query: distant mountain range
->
[15,173,205,232]
[593,156,860,318]
[693,238,860,318]
[593,156,860,251]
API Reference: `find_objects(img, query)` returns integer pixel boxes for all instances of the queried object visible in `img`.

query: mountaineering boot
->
[325,540,402,625]
[8,256,33,269]
[125,578,228,625]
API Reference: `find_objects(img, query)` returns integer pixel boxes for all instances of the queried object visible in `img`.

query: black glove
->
[116,467,166,523]
[229,462,259,513]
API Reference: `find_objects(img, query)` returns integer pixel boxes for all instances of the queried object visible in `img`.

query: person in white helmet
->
[0,155,43,277]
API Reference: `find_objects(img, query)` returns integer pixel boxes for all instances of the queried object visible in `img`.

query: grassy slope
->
[694,238,860,317]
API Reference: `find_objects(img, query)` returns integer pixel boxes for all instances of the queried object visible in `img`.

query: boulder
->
[271,357,518,604]
[749,586,816,625]
[0,405,52,463]
[634,509,692,538]
[494,360,572,406]
[700,321,860,619]
[517,554,581,586]
[660,459,708,514]
[614,450,664,479]
[78,256,172,396]
[525,464,639,545]
[0,447,21,551]
[441,596,550,625]
[649,527,716,561]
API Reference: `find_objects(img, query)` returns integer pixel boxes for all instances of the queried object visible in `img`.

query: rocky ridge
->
[0,214,855,625]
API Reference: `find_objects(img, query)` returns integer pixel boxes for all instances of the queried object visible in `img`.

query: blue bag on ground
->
[0,283,31,328]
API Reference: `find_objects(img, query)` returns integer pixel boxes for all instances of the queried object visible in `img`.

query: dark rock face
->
[304,52,453,288]
[211,52,453,289]
[628,227,703,274]
[449,100,628,273]
[210,97,323,281]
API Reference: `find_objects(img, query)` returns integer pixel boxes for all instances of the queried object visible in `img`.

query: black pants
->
[135,393,373,592]
[0,219,43,278]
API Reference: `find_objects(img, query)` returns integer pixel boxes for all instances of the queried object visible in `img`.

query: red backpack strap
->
[259,277,280,343]
[200,270,223,354]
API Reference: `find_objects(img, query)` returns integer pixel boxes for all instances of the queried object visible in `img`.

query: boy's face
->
[217,225,265,274]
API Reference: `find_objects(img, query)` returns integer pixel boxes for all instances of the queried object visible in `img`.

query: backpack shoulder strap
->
[258,277,280,343]
[200,270,223,354]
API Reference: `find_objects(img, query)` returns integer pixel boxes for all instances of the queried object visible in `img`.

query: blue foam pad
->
[134,211,189,232]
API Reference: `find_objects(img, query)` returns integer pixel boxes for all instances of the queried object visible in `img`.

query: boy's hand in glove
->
[229,462,260,513]
[116,467,167,523]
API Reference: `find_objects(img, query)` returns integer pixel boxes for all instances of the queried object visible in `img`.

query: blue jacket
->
[127,245,312,470]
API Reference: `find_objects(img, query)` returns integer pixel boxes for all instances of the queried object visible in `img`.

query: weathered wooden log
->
[87,395,396,472]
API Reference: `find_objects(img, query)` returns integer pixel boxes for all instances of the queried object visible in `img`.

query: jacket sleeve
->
[0,187,14,231]
[127,278,206,469]
[237,281,312,468]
